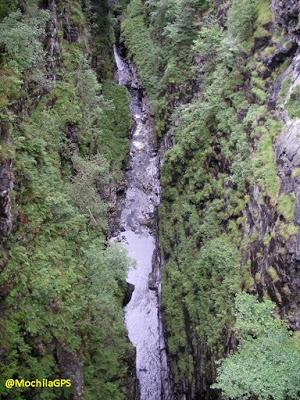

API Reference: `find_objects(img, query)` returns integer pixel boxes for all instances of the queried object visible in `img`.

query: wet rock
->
[148,272,157,291]
[123,282,135,307]
[214,0,231,28]
[108,182,128,237]
[113,45,172,399]
[69,26,80,43]
[122,345,140,400]
[245,181,299,318]
[159,129,174,166]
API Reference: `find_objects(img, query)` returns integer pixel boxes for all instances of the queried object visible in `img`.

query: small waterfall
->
[113,45,173,400]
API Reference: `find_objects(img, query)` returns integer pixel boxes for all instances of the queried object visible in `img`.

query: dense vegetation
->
[213,294,300,400]
[121,0,300,399]
[1,0,300,399]
[0,1,133,399]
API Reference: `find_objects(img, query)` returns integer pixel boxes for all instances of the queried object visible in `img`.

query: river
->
[113,45,173,400]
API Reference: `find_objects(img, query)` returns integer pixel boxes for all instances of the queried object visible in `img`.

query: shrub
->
[277,193,295,223]
[0,9,49,72]
[213,293,300,400]
[227,0,259,45]
[287,85,300,119]
[121,0,159,100]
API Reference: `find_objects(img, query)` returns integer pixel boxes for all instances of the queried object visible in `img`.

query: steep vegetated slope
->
[2,0,300,400]
[0,1,136,399]
[121,0,300,399]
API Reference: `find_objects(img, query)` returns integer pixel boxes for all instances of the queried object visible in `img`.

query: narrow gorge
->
[1,1,300,400]
[113,45,172,400]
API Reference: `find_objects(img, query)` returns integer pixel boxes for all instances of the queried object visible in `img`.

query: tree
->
[212,293,300,400]
[0,9,49,72]
[227,0,259,45]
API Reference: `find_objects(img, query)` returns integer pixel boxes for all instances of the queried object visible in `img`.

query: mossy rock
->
[287,85,300,119]
[255,272,261,282]
[267,266,280,283]
[277,193,295,223]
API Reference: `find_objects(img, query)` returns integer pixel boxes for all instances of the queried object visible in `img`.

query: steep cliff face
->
[0,123,13,245]
[121,0,300,399]
[246,3,300,331]
[2,0,300,399]
[0,1,136,399]
[271,0,300,44]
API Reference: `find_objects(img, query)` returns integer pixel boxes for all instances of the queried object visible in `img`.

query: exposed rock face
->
[268,63,293,109]
[0,122,13,244]
[57,342,84,400]
[46,0,60,81]
[158,3,300,398]
[271,0,300,44]
[0,160,13,243]
[262,41,297,78]
[61,10,80,43]
[123,282,135,306]
[66,123,79,156]
[245,184,300,330]
[275,54,300,218]
[245,49,300,332]
[214,0,231,27]
[276,119,300,195]
[122,347,140,400]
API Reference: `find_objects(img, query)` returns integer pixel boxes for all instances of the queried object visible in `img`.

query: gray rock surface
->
[0,160,13,243]
[271,0,300,44]
[0,122,13,244]
[57,342,84,400]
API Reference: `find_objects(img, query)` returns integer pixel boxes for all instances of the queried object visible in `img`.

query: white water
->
[113,45,164,400]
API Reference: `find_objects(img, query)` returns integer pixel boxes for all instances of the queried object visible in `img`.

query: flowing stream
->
[113,46,172,400]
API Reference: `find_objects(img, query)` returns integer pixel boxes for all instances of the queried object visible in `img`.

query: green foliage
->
[1,0,295,399]
[162,0,209,47]
[68,0,86,26]
[82,242,131,400]
[267,266,280,282]
[155,0,288,394]
[227,0,259,46]
[0,9,50,72]
[159,41,251,379]
[213,293,300,400]
[256,0,273,27]
[0,0,20,20]
[161,231,240,382]
[277,193,295,223]
[192,24,225,71]
[252,122,281,202]
[98,81,131,178]
[279,75,292,100]
[0,3,132,400]
[121,0,159,100]
[67,155,108,227]
[287,85,300,119]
